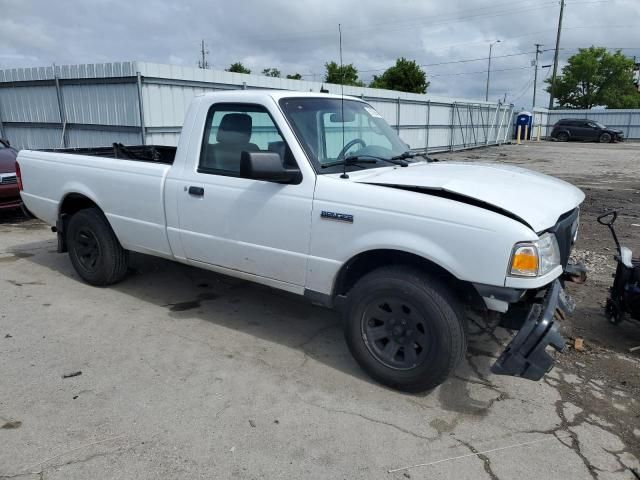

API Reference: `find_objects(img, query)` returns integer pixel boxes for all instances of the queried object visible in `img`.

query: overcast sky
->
[1,0,639,109]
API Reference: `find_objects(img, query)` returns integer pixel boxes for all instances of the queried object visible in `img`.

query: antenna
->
[339,23,348,179]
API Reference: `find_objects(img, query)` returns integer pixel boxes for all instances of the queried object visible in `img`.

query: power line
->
[358,50,536,74]
[241,0,615,46]
[428,65,532,78]
[300,42,637,80]
[559,46,640,51]
[301,32,635,79]
[246,0,523,41]
[244,2,558,43]
[302,52,540,79]
[511,72,537,104]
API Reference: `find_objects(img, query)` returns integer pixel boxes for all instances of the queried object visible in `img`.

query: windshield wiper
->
[321,157,379,169]
[391,151,433,162]
[321,151,432,171]
[326,154,410,169]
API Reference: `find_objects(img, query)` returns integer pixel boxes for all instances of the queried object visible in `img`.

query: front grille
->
[0,174,17,185]
[549,208,579,268]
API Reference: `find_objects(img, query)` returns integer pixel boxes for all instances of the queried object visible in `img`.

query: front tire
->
[343,266,466,392]
[599,132,612,143]
[67,208,129,286]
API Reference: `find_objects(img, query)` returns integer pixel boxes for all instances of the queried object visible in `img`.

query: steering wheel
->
[337,139,367,160]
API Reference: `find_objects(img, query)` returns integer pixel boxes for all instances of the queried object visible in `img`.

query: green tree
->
[262,68,281,78]
[226,62,251,74]
[546,47,640,109]
[324,61,365,87]
[286,73,303,80]
[369,57,429,94]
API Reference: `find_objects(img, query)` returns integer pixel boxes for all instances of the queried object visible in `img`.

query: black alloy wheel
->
[66,208,129,286]
[74,227,102,272]
[361,298,430,370]
[343,266,466,392]
[599,132,612,143]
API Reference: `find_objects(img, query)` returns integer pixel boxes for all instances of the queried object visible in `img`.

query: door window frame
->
[197,102,298,178]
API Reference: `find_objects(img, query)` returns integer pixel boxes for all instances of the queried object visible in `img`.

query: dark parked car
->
[550,119,624,143]
[0,138,21,210]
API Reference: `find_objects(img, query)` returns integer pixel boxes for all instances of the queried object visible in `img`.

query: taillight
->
[15,161,23,191]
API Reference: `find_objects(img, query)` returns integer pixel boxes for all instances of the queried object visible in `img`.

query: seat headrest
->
[217,113,253,144]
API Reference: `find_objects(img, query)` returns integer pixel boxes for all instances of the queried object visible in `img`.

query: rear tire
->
[66,208,129,286]
[343,266,466,392]
[556,132,569,142]
[599,132,612,143]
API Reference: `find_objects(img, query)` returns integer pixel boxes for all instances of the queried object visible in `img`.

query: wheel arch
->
[59,192,102,217]
[331,248,483,309]
[56,192,106,253]
[599,131,613,142]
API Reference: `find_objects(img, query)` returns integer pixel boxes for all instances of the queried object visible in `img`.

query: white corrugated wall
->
[0,61,516,151]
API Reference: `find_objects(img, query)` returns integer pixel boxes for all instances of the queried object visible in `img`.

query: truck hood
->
[351,162,585,232]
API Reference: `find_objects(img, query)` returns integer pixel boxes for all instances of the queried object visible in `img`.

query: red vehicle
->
[0,138,21,210]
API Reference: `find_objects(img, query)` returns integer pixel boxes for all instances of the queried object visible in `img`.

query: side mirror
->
[240,151,301,184]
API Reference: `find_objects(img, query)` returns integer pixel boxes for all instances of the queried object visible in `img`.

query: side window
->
[199,103,295,176]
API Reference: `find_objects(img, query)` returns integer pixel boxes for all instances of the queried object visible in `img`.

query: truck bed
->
[44,143,176,164]
[18,144,175,257]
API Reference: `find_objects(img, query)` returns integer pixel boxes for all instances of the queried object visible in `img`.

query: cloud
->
[1,0,639,109]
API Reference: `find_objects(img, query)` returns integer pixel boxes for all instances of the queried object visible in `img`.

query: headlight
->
[537,233,561,275]
[509,233,561,277]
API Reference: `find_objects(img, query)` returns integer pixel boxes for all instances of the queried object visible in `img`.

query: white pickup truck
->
[17,90,585,392]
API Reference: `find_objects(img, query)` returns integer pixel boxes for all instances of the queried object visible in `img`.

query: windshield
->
[279,97,412,173]
[594,121,607,129]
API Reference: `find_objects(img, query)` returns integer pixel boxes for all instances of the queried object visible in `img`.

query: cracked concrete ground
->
[1,142,640,479]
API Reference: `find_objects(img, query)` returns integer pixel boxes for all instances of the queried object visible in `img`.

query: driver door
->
[585,122,601,141]
[175,103,315,288]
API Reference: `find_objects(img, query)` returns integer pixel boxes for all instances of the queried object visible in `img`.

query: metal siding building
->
[0,61,515,152]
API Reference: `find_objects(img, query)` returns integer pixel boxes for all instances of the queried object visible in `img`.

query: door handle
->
[188,186,204,197]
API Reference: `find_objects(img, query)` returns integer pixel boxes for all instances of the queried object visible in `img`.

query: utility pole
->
[532,43,543,109]
[485,40,501,101]
[548,0,565,109]
[198,40,210,69]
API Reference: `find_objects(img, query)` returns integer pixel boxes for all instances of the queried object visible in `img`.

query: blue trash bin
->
[514,111,533,140]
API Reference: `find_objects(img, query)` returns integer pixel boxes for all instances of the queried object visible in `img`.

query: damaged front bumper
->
[491,279,577,381]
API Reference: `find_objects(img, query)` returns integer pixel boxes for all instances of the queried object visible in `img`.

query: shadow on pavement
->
[13,234,509,412]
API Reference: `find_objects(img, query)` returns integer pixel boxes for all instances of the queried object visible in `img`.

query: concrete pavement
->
[1,217,638,479]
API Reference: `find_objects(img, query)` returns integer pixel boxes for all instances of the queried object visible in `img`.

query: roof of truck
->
[200,89,364,102]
